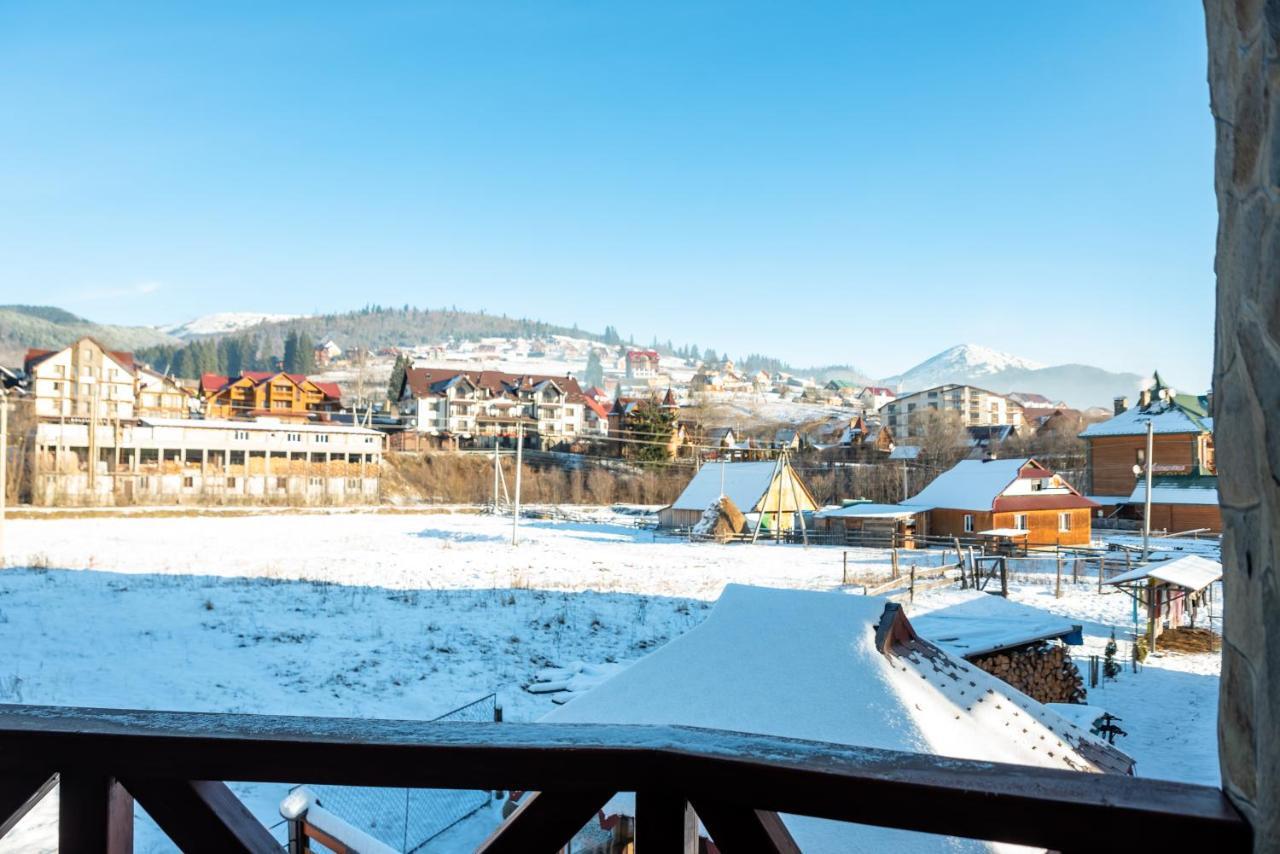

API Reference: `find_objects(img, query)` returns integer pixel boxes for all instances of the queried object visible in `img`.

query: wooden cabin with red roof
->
[903,457,1098,547]
[200,371,343,422]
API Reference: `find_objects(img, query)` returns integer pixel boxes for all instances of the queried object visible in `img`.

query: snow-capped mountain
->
[880,344,1045,390]
[880,344,1144,409]
[161,312,302,339]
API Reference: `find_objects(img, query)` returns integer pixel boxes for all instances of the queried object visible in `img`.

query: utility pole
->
[511,424,523,545]
[492,437,501,514]
[1142,419,1154,561]
[901,460,909,502]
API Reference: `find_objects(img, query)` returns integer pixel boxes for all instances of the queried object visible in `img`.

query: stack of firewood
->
[971,642,1087,704]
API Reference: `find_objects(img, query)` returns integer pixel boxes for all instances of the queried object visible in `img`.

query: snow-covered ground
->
[0,512,1221,851]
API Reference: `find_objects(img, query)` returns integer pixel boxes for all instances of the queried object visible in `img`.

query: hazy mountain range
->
[3,305,1150,408]
[879,344,1146,409]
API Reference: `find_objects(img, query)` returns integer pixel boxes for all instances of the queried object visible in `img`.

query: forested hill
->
[0,305,178,364]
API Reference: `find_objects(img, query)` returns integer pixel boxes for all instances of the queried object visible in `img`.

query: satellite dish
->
[1132,464,1143,476]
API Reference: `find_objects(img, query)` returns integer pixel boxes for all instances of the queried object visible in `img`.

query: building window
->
[1015,514,1029,530]
[234,430,249,441]
[182,476,194,488]
[1136,448,1146,466]
[1059,512,1072,532]
[227,477,238,488]
[317,434,329,443]
[308,476,322,486]
[287,432,301,442]
[276,477,288,489]
[347,478,360,489]
[963,514,973,533]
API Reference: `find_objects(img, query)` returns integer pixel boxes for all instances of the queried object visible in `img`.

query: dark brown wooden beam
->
[0,704,1251,852]
[688,797,799,854]
[58,772,133,854]
[476,789,615,853]
[0,771,56,838]
[636,790,697,853]
[120,778,279,853]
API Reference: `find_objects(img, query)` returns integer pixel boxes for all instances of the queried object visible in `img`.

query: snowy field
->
[0,511,1222,851]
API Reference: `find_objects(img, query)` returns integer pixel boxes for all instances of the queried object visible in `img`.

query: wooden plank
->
[119,778,278,853]
[0,771,56,838]
[689,797,800,853]
[636,790,697,853]
[476,789,615,853]
[59,773,133,854]
[0,705,1250,852]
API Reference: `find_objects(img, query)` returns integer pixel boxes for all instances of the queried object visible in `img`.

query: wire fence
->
[294,693,498,852]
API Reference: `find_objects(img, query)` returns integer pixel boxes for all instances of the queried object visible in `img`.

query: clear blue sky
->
[0,2,1215,387]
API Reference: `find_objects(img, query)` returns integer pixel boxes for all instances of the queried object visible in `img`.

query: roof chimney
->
[1114,396,1128,415]
[1138,389,1152,408]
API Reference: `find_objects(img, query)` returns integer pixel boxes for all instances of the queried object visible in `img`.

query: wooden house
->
[201,371,342,422]
[1079,373,1219,531]
[903,457,1097,546]
[657,459,817,532]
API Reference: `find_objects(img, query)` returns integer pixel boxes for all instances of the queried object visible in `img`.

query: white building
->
[31,417,383,506]
[880,384,1024,436]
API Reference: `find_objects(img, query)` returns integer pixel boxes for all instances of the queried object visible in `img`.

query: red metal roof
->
[992,495,1100,512]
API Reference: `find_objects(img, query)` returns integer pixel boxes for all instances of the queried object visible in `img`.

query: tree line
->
[137,330,317,379]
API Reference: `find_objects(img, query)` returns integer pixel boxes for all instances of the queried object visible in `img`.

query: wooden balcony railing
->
[0,703,1250,853]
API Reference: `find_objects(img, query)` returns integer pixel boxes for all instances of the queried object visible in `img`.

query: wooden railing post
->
[59,773,133,854]
[636,790,697,853]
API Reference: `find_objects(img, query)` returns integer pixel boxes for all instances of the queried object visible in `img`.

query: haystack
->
[691,496,746,542]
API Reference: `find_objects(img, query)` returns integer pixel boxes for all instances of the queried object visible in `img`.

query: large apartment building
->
[31,417,382,506]
[879,384,1024,436]
[17,337,379,506]
[397,367,593,448]
[23,338,190,420]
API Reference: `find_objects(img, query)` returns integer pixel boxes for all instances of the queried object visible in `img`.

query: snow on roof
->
[909,589,1082,658]
[977,528,1031,538]
[816,503,925,520]
[905,458,1031,511]
[669,461,781,512]
[544,584,1129,852]
[888,445,921,460]
[1079,399,1212,438]
[1105,554,1222,591]
[1128,478,1220,506]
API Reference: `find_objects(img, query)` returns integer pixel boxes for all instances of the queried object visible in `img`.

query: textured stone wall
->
[1204,1,1280,846]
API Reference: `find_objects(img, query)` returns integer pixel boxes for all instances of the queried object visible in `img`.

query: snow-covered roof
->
[977,528,1031,537]
[1106,555,1222,591]
[544,585,1129,852]
[905,458,1031,511]
[910,589,1082,658]
[669,461,784,512]
[816,503,925,520]
[1079,398,1212,438]
[888,445,921,460]
[1128,478,1219,506]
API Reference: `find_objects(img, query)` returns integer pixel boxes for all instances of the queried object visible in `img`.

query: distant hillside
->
[183,305,602,355]
[0,305,180,366]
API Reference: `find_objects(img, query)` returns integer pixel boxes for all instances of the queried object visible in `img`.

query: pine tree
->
[296,331,317,374]
[626,395,676,465]
[583,351,604,388]
[283,331,299,373]
[387,354,408,402]
[171,348,190,379]
[1103,630,1121,680]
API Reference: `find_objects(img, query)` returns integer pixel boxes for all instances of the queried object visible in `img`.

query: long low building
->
[30,417,383,506]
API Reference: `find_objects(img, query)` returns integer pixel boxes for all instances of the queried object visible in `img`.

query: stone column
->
[1205,1,1280,847]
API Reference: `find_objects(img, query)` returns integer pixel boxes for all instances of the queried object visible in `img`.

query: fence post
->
[842,551,848,586]
[1073,558,1080,584]
[1055,555,1063,599]
[909,565,916,603]
[1000,557,1008,598]
[891,548,899,580]
[1098,557,1105,594]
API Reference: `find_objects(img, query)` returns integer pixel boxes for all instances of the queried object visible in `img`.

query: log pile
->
[970,642,1087,704]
